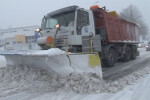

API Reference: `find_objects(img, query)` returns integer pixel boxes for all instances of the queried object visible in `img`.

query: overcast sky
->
[0,0,150,31]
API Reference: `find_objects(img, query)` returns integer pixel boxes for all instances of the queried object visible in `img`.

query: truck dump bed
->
[91,7,139,43]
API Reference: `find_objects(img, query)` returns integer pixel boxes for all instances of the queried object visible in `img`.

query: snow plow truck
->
[0,5,139,78]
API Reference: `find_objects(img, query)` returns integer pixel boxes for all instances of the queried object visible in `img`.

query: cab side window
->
[82,11,89,25]
[77,10,89,35]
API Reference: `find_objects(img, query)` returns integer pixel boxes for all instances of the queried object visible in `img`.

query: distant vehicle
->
[138,43,145,48]
[138,41,148,48]
[146,42,150,51]
[138,43,143,48]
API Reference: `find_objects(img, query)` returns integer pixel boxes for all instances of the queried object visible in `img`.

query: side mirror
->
[89,32,93,37]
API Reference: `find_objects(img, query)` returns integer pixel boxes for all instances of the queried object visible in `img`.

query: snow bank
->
[0,56,6,68]
[26,48,65,56]
[0,47,4,51]
[32,73,150,100]
[0,65,150,96]
[0,66,104,94]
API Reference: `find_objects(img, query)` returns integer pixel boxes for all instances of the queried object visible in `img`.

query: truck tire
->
[105,48,116,67]
[130,46,137,60]
[122,46,131,62]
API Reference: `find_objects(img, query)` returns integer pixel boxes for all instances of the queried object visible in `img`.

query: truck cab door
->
[69,9,95,46]
[76,9,94,36]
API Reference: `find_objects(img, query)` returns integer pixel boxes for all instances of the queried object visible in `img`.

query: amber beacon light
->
[90,5,100,10]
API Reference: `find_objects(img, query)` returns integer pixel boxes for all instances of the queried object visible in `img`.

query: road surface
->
[103,48,150,81]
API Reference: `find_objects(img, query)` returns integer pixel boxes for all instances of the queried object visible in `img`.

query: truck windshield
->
[45,11,75,29]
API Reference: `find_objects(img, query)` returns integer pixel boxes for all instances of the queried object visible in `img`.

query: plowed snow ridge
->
[0,65,150,95]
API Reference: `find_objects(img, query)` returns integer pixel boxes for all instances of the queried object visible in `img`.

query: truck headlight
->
[36,28,41,32]
[146,46,148,48]
[55,24,60,29]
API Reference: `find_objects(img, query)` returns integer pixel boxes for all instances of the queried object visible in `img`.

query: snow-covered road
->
[103,48,150,81]
[0,48,150,100]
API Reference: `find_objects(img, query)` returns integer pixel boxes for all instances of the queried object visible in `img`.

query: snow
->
[26,48,65,56]
[0,48,6,68]
[26,67,150,100]
[0,48,150,100]
[0,56,6,68]
[0,48,65,56]
[1,48,102,78]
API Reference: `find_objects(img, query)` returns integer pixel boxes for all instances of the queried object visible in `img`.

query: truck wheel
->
[122,46,131,62]
[130,46,137,60]
[105,49,116,67]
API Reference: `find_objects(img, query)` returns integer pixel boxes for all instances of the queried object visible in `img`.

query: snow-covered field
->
[0,48,150,100]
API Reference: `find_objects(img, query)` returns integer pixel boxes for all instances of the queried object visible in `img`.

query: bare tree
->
[120,5,149,40]
[140,21,149,40]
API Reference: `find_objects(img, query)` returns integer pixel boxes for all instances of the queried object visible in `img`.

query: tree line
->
[119,5,149,41]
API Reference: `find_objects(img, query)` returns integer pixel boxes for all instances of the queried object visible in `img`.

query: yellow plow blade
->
[89,53,101,67]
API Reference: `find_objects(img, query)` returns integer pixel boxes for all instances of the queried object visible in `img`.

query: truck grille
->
[55,35,68,47]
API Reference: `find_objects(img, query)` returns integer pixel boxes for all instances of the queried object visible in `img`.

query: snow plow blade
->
[0,48,102,78]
